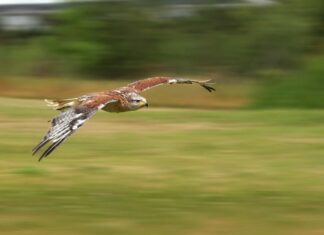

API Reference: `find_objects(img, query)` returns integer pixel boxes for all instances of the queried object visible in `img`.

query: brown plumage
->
[33,77,215,161]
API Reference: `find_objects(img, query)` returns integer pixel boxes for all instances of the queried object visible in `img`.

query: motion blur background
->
[1,0,324,235]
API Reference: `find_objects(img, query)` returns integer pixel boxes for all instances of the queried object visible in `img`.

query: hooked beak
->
[139,100,148,108]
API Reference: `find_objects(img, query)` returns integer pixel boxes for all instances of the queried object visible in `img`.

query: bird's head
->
[127,93,148,110]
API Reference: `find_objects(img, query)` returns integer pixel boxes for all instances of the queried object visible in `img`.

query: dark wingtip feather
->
[193,79,215,93]
[32,138,50,156]
[201,84,216,92]
[38,138,66,161]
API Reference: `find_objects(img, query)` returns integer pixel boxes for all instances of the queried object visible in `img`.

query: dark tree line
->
[0,0,323,78]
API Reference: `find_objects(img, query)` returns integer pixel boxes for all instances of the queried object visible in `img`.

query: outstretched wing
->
[127,77,215,93]
[33,97,117,161]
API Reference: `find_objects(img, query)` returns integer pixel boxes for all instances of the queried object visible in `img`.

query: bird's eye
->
[135,100,141,103]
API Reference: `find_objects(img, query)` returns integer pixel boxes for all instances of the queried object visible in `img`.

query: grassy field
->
[1,97,324,235]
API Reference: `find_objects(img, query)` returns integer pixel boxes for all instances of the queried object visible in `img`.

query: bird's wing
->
[126,77,215,93]
[33,97,117,161]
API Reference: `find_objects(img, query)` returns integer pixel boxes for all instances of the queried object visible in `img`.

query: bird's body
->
[33,77,215,161]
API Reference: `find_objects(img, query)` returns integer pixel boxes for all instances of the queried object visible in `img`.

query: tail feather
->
[45,98,79,111]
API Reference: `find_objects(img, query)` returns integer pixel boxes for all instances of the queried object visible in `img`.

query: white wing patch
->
[168,79,177,84]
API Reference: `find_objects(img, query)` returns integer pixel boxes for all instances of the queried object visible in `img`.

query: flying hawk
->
[32,77,215,161]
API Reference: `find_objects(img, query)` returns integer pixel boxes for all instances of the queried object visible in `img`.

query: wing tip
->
[199,80,216,92]
[203,85,216,92]
[32,138,49,156]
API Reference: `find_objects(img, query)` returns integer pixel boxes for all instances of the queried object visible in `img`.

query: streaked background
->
[0,1,324,234]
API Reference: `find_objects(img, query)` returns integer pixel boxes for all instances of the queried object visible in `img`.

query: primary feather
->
[33,106,97,161]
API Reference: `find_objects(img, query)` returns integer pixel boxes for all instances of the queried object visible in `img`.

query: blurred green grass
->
[1,97,324,235]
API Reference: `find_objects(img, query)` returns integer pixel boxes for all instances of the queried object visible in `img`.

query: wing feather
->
[127,77,215,93]
[38,138,68,161]
[32,107,97,161]
[33,97,118,161]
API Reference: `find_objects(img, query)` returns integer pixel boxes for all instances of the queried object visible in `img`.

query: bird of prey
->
[32,77,215,161]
